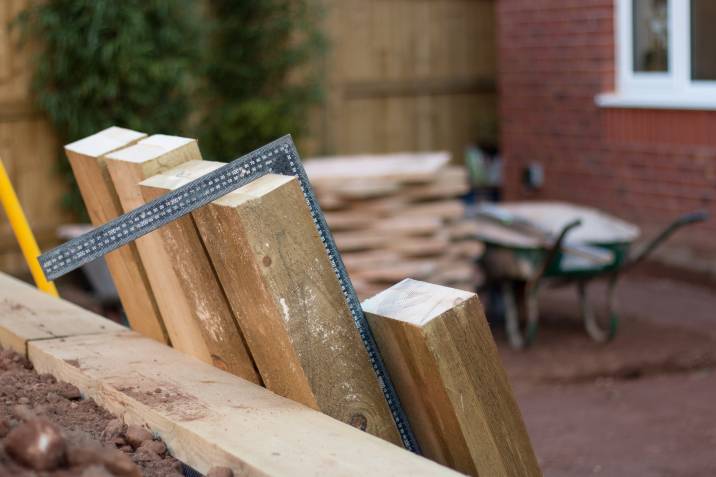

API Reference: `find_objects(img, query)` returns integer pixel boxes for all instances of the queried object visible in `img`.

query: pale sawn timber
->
[363,279,541,476]
[105,135,213,365]
[64,127,168,343]
[141,160,402,445]
[0,272,460,476]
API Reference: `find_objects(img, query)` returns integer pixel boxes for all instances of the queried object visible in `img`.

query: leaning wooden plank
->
[138,161,261,384]
[28,331,460,477]
[104,135,212,365]
[363,279,540,477]
[143,161,402,444]
[65,127,168,343]
[0,273,124,355]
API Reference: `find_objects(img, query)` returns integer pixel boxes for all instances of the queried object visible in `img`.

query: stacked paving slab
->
[305,152,483,299]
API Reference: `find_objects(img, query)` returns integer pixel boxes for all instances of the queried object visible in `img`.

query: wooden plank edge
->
[0,272,125,356]
[26,332,463,476]
[0,273,460,475]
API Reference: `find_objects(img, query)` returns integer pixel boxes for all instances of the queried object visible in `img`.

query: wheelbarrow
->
[472,202,708,349]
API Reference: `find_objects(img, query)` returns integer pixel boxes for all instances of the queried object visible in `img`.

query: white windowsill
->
[596,92,716,111]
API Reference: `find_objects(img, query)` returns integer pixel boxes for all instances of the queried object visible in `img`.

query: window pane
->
[632,0,669,72]
[691,0,716,81]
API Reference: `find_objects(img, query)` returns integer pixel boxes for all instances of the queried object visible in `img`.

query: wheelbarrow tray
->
[481,240,631,281]
[474,201,706,348]
[475,202,639,281]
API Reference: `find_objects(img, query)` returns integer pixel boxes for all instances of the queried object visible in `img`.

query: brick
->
[497,0,716,258]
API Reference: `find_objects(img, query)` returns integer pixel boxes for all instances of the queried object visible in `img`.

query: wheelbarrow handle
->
[673,210,709,227]
[626,210,709,269]
[536,218,582,279]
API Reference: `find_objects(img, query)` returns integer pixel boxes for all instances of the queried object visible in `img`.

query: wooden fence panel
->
[0,0,496,275]
[0,0,68,276]
[311,0,497,160]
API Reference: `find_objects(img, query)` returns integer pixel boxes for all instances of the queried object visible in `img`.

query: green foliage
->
[198,0,326,162]
[16,0,325,217]
[16,0,202,217]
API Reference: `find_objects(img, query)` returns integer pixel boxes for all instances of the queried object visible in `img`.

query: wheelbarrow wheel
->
[578,278,618,343]
[503,281,539,349]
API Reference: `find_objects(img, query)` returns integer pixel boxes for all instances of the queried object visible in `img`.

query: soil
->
[0,349,183,477]
[496,266,716,476]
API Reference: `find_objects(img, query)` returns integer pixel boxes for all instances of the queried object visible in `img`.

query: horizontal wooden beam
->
[137,159,261,384]
[0,272,459,477]
[0,273,124,355]
[105,136,216,369]
[342,77,496,99]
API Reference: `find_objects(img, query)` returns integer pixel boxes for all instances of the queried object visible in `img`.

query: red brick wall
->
[497,0,716,271]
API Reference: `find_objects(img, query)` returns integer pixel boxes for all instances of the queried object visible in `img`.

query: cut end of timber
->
[0,273,125,355]
[65,126,146,157]
[362,278,475,327]
[105,135,195,164]
[140,159,295,205]
[139,160,225,191]
[138,134,195,151]
[213,174,295,207]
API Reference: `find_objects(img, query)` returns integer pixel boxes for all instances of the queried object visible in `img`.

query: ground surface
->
[0,349,183,476]
[53,263,716,475]
[497,266,716,477]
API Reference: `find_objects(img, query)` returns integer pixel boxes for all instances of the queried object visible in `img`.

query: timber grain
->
[364,279,541,477]
[0,272,460,477]
[108,138,260,384]
[141,161,402,445]
[104,135,213,365]
[64,127,168,343]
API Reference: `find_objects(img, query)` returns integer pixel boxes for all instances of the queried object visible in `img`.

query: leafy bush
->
[16,0,325,217]
[198,0,326,162]
[17,0,202,217]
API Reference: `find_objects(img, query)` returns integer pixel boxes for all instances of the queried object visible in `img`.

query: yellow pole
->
[0,158,59,297]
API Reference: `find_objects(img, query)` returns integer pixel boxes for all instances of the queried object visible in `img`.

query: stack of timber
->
[304,153,483,299]
[67,127,400,445]
[56,127,539,476]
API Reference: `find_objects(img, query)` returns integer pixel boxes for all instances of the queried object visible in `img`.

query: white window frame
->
[597,0,716,110]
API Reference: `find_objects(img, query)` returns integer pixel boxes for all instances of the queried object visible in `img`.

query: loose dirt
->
[0,349,183,476]
[497,267,716,476]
